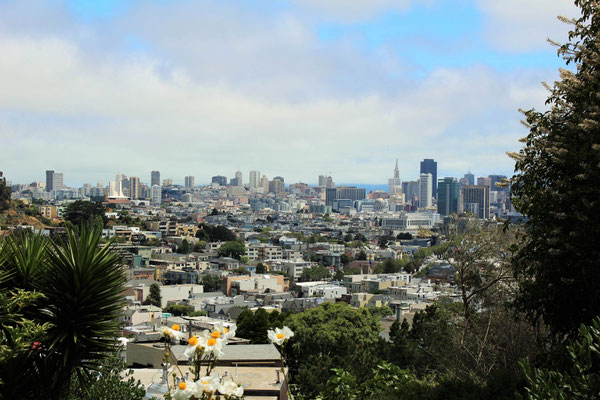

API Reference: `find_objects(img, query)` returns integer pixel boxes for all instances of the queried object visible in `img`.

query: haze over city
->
[0,0,580,185]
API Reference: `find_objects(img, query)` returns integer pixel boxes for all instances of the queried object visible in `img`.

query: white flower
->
[218,380,244,398]
[267,326,294,346]
[196,375,220,394]
[172,379,199,400]
[161,324,185,341]
[183,344,199,359]
[198,329,225,358]
[212,321,236,340]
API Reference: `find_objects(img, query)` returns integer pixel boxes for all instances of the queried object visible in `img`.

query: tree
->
[355,250,367,261]
[0,171,10,211]
[63,200,108,229]
[235,308,271,344]
[230,267,249,275]
[519,317,600,400]
[256,262,266,274]
[334,269,345,281]
[285,303,384,399]
[340,253,350,265]
[146,283,162,308]
[509,0,600,336]
[299,265,330,282]
[196,224,237,242]
[164,304,194,316]
[176,239,191,254]
[217,241,246,260]
[0,227,127,398]
[201,274,222,293]
[66,356,145,400]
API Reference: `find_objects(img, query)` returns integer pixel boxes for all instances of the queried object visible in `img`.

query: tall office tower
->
[437,177,460,216]
[477,177,492,192]
[235,171,243,186]
[211,176,227,186]
[249,170,260,189]
[163,178,173,186]
[151,171,160,186]
[151,185,162,205]
[402,181,419,202]
[488,175,507,192]
[130,177,140,199]
[462,185,490,219]
[140,184,150,199]
[420,159,438,198]
[388,159,402,194]
[184,176,195,188]
[269,178,285,194]
[261,175,269,192]
[325,187,337,206]
[46,170,54,192]
[464,171,475,186]
[326,176,335,188]
[318,175,327,187]
[52,173,64,191]
[419,173,433,208]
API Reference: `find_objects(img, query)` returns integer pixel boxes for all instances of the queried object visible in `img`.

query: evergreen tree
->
[255,262,266,274]
[146,283,162,308]
[510,0,600,336]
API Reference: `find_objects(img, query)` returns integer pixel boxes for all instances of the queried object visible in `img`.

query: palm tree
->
[0,230,47,291]
[0,227,127,398]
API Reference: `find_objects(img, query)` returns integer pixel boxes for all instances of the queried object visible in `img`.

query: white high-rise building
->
[108,180,125,198]
[261,175,269,192]
[151,185,162,205]
[249,170,260,189]
[184,176,195,188]
[419,173,433,208]
[235,171,243,186]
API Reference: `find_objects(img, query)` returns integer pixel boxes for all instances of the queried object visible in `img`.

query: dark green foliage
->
[285,303,383,399]
[518,317,600,400]
[396,232,413,240]
[355,250,367,260]
[217,241,246,260]
[235,308,286,344]
[374,258,408,274]
[164,304,195,316]
[145,283,162,308]
[319,362,434,400]
[0,172,10,211]
[333,269,344,281]
[230,267,249,275]
[67,356,145,400]
[176,239,191,254]
[195,224,237,242]
[201,273,222,293]
[340,253,350,265]
[63,200,108,229]
[299,265,330,282]
[0,227,127,398]
[255,262,266,274]
[510,0,600,336]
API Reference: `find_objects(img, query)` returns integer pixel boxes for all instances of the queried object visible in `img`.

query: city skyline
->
[12,159,505,189]
[0,1,580,184]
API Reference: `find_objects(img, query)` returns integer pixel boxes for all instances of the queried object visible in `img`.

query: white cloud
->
[477,0,580,52]
[0,0,562,186]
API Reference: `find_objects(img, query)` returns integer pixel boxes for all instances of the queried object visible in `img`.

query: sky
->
[0,0,581,186]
